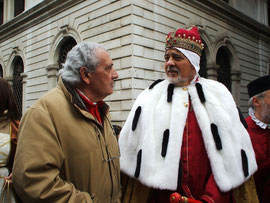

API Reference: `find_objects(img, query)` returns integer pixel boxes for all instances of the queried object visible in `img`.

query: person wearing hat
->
[119,26,258,203]
[246,75,270,203]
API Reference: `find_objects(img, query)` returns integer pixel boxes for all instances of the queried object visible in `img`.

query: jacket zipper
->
[105,145,114,200]
[97,123,114,201]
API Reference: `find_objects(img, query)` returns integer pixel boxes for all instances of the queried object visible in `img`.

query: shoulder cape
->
[119,78,257,192]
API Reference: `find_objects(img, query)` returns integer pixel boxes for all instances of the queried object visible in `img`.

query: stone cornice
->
[181,0,270,40]
[1,0,269,43]
[0,0,85,43]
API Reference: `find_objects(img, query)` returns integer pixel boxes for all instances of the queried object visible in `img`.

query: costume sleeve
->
[12,108,93,203]
[200,174,234,203]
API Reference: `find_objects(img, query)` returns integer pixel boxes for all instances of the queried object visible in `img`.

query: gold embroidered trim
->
[165,31,204,56]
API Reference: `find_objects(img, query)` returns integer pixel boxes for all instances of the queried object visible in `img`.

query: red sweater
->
[151,104,235,203]
[246,116,270,203]
[76,89,104,124]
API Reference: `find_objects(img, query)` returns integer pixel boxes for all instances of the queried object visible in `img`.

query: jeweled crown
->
[165,26,204,56]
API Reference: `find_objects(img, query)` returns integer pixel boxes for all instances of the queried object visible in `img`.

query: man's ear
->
[80,66,91,85]
[253,96,262,109]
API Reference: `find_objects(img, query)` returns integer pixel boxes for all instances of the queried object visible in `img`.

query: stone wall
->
[0,0,269,124]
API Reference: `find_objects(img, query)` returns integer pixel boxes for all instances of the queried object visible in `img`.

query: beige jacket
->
[12,78,121,203]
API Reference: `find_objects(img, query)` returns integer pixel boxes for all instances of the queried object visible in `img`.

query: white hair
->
[59,42,107,85]
[248,91,266,109]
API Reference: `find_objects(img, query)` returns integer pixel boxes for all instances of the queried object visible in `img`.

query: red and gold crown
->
[165,26,204,56]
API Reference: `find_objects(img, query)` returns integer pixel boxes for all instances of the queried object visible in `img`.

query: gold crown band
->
[165,31,204,56]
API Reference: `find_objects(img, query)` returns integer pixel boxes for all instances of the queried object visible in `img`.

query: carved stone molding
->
[231,69,241,82]
[46,64,59,89]
[46,64,59,78]
[12,46,19,54]
[207,65,219,80]
[60,25,69,35]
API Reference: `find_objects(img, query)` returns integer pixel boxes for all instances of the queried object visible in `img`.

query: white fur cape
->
[119,78,257,192]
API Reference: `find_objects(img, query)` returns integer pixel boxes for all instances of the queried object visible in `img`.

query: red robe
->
[245,116,270,203]
[151,104,235,203]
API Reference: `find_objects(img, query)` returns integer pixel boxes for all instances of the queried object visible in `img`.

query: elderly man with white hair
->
[12,42,121,203]
[119,27,258,203]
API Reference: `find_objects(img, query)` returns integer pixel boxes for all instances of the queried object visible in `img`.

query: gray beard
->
[165,75,189,86]
[261,102,270,124]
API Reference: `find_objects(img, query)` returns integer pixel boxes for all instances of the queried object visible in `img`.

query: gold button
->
[183,87,187,90]
[184,103,188,107]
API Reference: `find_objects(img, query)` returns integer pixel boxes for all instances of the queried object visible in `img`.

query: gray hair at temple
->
[59,42,107,85]
[248,91,267,109]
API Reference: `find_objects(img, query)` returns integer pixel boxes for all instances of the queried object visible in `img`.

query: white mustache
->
[167,66,179,73]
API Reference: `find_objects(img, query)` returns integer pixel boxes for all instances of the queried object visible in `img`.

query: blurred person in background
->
[113,124,122,140]
[0,78,20,202]
[246,75,270,203]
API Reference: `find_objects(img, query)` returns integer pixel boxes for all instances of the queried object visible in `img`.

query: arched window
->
[268,60,270,74]
[216,46,231,91]
[0,0,3,25]
[0,64,3,78]
[58,37,77,70]
[199,49,208,78]
[199,39,208,78]
[12,57,24,117]
[14,0,25,17]
[268,0,270,26]
[221,0,229,3]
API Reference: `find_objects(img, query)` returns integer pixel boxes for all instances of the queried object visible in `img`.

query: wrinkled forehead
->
[265,89,270,97]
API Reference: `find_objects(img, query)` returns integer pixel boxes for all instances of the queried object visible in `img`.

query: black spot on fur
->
[134,149,142,178]
[149,79,164,89]
[167,84,175,102]
[211,123,222,150]
[241,149,249,177]
[195,83,206,103]
[161,129,170,157]
[132,106,141,131]
[237,107,248,129]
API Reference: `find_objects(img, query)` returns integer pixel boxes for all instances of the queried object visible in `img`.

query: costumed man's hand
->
[170,192,203,203]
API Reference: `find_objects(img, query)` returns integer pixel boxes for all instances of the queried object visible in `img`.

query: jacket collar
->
[58,77,110,119]
[248,107,270,129]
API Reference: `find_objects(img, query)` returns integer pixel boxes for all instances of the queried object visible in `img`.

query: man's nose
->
[112,67,119,79]
[166,57,175,66]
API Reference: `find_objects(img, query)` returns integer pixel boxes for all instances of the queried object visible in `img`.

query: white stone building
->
[0,0,269,124]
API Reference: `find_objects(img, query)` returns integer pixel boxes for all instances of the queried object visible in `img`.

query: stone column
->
[46,64,59,90]
[206,64,219,81]
[3,0,14,23]
[6,76,13,85]
[231,69,241,105]
[21,72,28,114]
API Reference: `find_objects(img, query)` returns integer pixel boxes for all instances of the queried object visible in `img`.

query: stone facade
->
[0,0,269,125]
